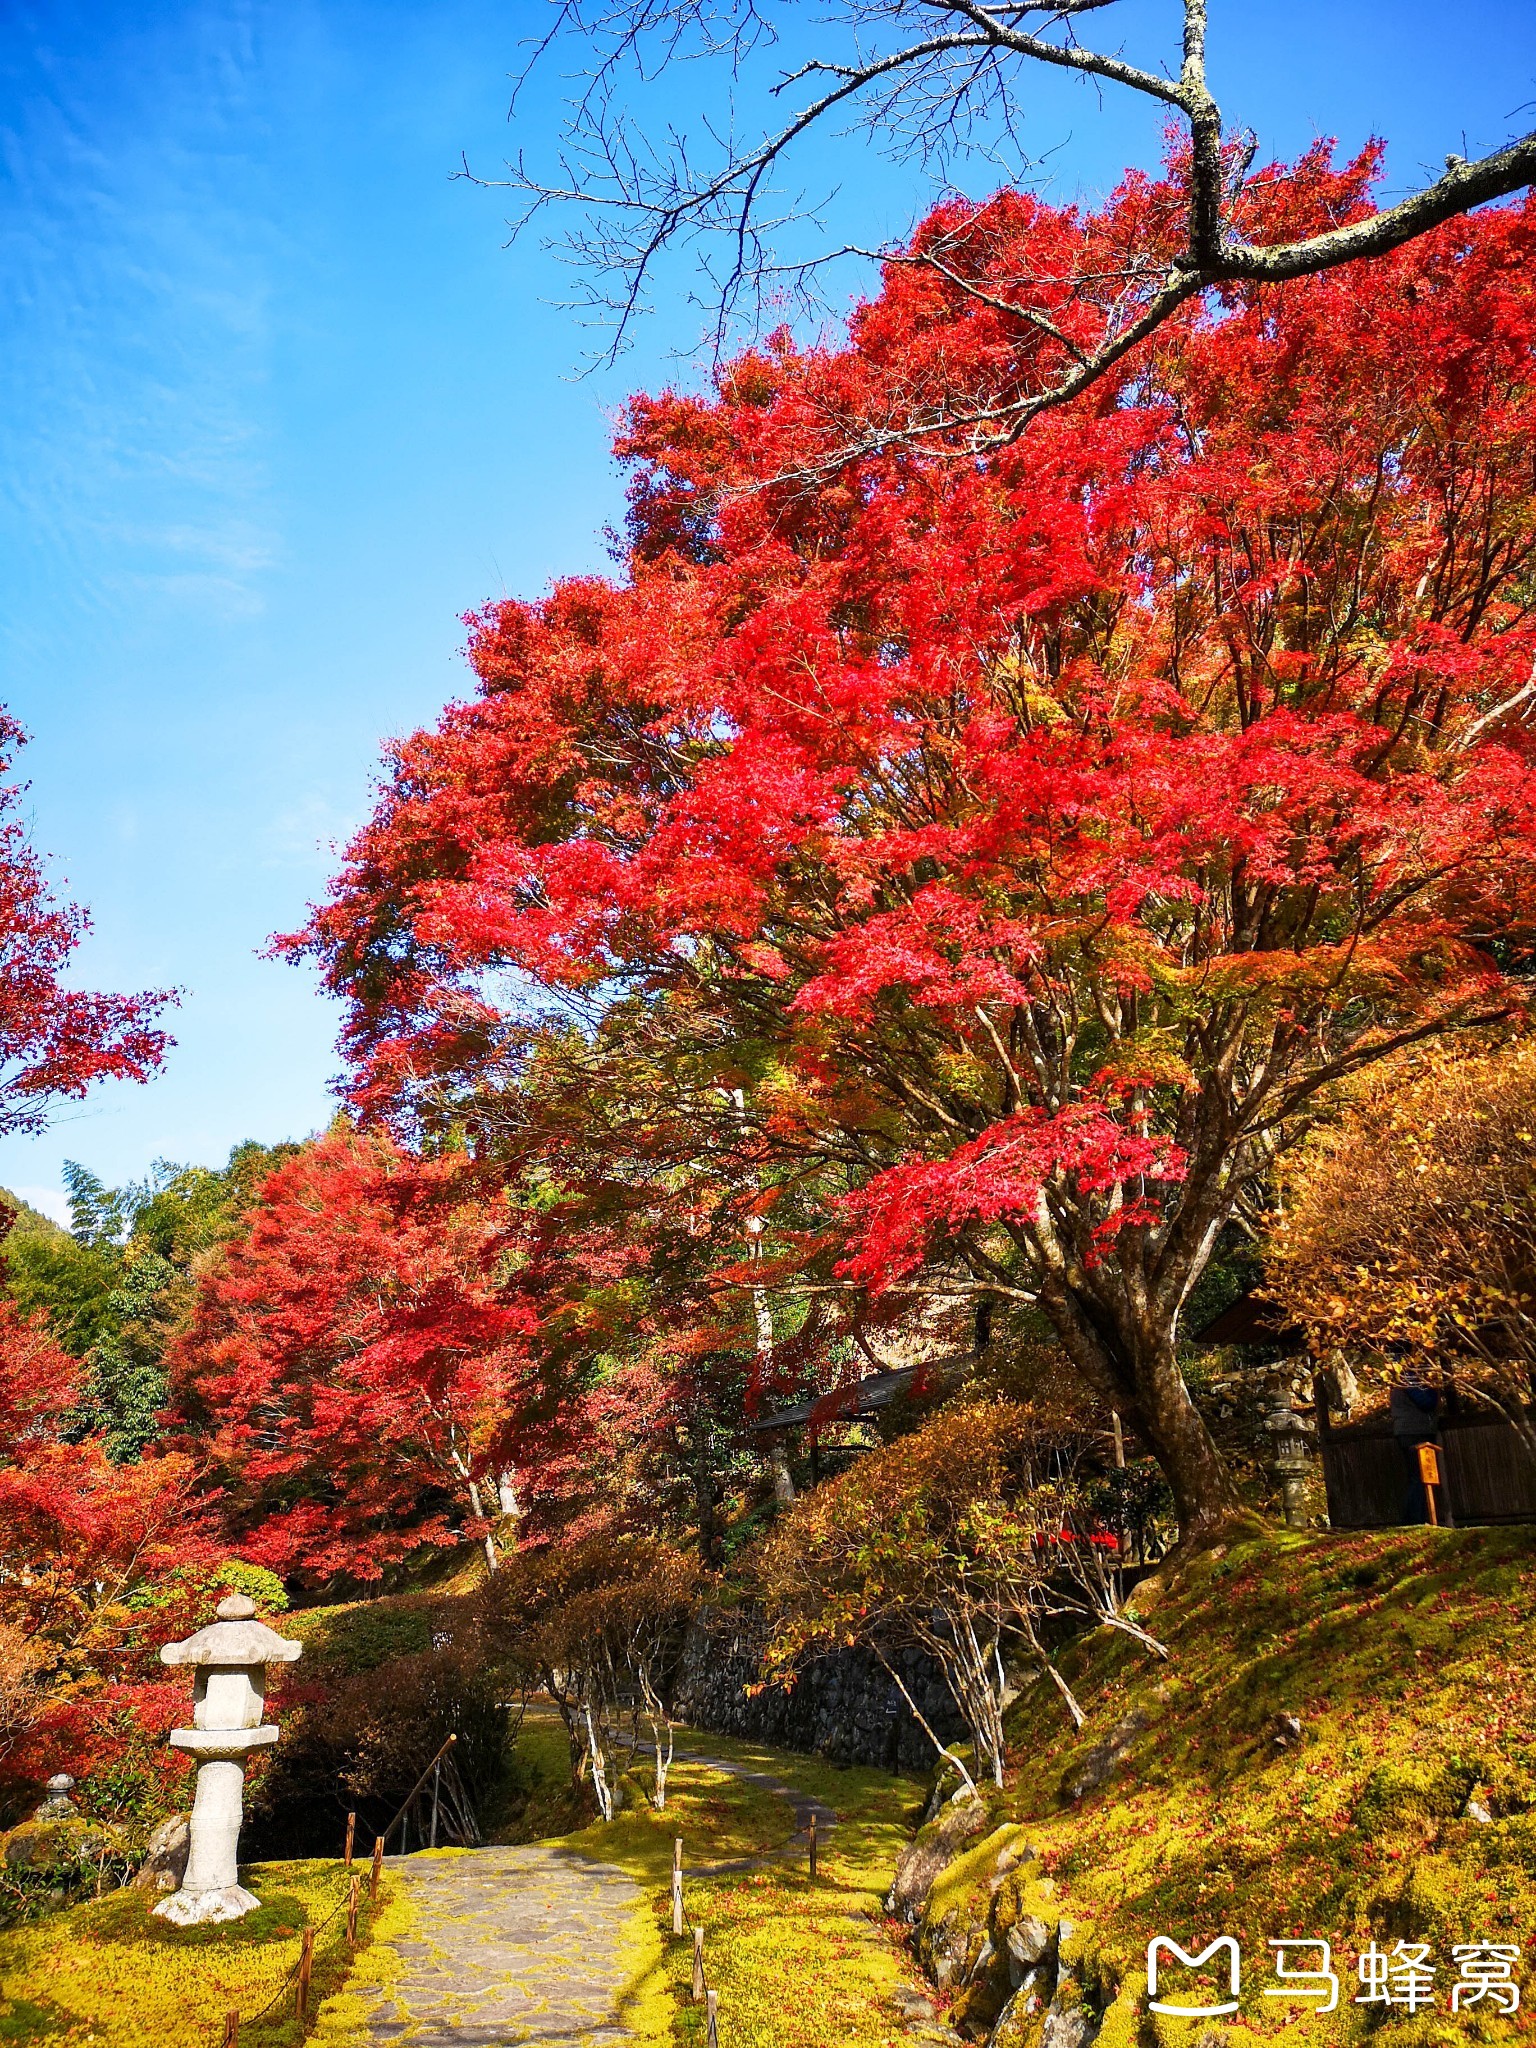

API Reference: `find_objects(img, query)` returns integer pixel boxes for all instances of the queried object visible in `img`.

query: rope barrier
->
[377,1733,461,1851]
[205,1851,371,2045]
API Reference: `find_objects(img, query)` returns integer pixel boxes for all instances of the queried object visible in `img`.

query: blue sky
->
[0,0,1533,1222]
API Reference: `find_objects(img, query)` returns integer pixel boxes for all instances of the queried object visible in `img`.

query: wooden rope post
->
[344,1811,356,1868]
[223,2012,239,2048]
[296,1927,315,2020]
[705,1987,719,2048]
[347,1873,360,1946]
[371,1835,385,1901]
[808,1811,818,1882]
[671,1836,683,1936]
[691,1925,705,2002]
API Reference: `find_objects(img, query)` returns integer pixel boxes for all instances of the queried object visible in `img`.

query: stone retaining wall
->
[672,1608,964,1773]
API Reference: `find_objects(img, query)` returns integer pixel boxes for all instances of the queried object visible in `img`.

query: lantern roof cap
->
[160,1602,302,1669]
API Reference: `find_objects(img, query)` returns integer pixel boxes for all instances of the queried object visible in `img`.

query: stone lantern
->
[1264,1398,1317,1531]
[33,1773,78,1820]
[153,1594,302,1925]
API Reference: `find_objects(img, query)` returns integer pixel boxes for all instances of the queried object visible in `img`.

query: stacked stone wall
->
[672,1607,964,1773]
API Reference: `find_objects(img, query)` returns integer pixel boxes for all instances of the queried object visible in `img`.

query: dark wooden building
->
[1192,1290,1536,1529]
[1317,1409,1536,1529]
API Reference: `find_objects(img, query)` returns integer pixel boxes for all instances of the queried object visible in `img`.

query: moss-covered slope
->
[910,1525,1536,2046]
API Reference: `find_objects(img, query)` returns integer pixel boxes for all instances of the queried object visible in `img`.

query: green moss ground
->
[920,1525,1536,2046]
[14,1524,1529,2046]
[0,1857,391,2047]
[485,1707,593,1841]
[0,1696,918,2047]
[575,1726,925,2048]
[469,1711,922,2046]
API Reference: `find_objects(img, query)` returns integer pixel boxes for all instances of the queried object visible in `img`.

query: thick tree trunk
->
[1041,1284,1245,1550]
[693,1446,723,1566]
[466,1478,500,1575]
[1131,1340,1247,1549]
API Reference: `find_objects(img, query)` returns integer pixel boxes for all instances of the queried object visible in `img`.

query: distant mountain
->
[0,1187,70,1245]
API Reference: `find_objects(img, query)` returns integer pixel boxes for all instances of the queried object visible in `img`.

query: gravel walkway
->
[359,1844,647,2046]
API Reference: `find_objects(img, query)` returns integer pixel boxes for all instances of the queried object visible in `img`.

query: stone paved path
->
[356,1748,842,2046]
[361,1845,647,2046]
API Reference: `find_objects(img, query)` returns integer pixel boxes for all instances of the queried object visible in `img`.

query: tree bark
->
[1041,1282,1245,1550]
[466,1477,500,1575]
[693,1444,723,1566]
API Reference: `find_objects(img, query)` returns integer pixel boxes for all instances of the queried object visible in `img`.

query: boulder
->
[990,1987,1043,2048]
[886,1793,990,1922]
[1005,1915,1055,1981]
[895,1981,966,2046]
[1,1816,122,1883]
[131,1813,190,1894]
[1039,2007,1100,2048]
[1063,1711,1149,1802]
[1271,1712,1304,1750]
[992,1973,1101,2048]
[949,1929,1017,2035]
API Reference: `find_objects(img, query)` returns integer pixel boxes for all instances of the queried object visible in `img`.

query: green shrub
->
[289,1600,435,1676]
[0,1818,134,1927]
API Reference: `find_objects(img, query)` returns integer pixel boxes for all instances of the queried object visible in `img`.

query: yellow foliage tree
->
[755,1401,1165,1788]
[1268,1039,1536,1468]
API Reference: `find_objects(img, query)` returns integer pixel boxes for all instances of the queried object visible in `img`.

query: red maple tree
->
[290,151,1536,1543]
[0,1300,216,1646]
[0,715,171,1135]
[172,1130,548,1584]
[0,1298,219,1814]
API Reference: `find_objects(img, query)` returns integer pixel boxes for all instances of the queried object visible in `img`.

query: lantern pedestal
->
[155,1727,280,1925]
[1264,1399,1318,1532]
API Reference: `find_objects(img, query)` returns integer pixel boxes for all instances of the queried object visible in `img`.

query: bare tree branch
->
[480,0,1536,449]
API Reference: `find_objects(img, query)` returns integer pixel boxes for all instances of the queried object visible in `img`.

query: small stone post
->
[34,1773,78,1820]
[1264,1399,1317,1531]
[154,1594,302,1926]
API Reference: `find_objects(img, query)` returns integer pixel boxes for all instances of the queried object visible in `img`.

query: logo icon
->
[1147,1937,1241,2017]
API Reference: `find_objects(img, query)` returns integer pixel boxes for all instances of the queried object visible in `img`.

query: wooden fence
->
[1319,1418,1536,1529]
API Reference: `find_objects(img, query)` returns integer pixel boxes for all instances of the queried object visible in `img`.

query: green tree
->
[0,1187,119,1357]
[1,1142,300,1461]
